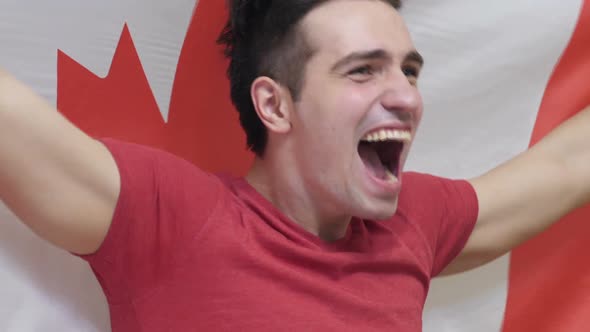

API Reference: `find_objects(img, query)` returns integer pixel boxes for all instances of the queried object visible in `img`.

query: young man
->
[0,0,588,331]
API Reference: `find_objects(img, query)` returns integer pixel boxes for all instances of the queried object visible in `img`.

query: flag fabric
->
[0,0,588,331]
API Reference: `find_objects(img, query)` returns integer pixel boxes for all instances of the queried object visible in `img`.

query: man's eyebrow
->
[330,49,392,72]
[330,49,425,72]
[405,50,424,67]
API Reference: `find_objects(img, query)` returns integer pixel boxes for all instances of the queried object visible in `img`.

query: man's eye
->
[348,65,374,76]
[402,66,420,78]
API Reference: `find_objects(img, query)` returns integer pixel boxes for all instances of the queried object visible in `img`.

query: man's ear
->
[251,77,293,134]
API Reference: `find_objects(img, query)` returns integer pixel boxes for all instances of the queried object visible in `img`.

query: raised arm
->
[0,69,120,255]
[442,105,590,275]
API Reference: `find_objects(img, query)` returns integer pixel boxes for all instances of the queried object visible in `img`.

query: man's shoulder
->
[397,171,476,216]
[400,171,472,195]
[98,137,232,201]
[399,171,440,197]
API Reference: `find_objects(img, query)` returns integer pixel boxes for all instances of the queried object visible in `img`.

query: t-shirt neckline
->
[227,176,356,251]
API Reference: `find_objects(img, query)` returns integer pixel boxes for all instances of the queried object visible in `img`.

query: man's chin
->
[354,199,399,221]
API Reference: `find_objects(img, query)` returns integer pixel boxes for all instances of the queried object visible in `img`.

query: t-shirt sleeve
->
[400,172,479,278]
[78,138,223,301]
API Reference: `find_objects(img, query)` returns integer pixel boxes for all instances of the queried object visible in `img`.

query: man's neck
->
[245,158,351,242]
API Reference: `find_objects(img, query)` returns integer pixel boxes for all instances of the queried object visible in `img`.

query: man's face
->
[290,0,423,220]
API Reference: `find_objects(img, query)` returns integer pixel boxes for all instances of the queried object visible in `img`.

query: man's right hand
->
[0,68,121,255]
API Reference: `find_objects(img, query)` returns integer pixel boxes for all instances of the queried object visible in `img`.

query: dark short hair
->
[218,0,402,156]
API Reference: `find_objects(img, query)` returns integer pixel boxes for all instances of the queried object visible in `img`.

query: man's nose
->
[379,70,422,117]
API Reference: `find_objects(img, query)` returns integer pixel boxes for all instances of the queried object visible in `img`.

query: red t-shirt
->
[81,139,478,332]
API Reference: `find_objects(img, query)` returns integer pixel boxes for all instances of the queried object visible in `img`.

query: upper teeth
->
[361,129,412,142]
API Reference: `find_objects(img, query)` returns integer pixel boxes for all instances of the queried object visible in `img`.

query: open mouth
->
[357,128,411,183]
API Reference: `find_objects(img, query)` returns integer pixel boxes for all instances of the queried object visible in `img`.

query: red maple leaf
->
[57,0,253,175]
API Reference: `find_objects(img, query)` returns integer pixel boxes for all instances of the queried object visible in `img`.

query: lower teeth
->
[385,169,398,182]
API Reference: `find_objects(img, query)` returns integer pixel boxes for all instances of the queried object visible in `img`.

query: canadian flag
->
[0,0,588,331]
